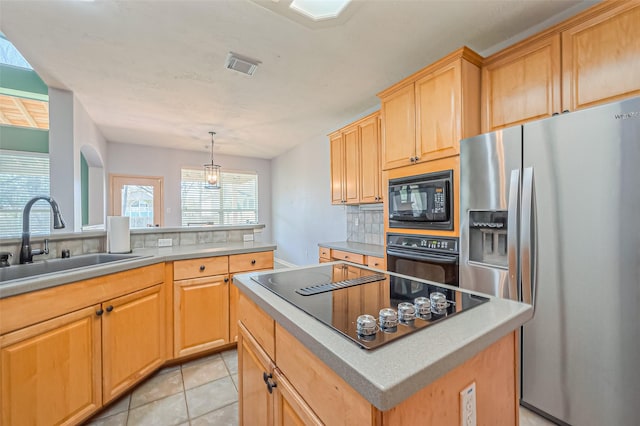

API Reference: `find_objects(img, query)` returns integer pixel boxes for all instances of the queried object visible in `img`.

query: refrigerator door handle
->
[521,167,536,311]
[507,169,520,301]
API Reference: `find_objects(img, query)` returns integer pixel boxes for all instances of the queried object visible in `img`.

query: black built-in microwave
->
[388,170,453,230]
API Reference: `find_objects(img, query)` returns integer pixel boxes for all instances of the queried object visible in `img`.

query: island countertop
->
[0,241,276,299]
[233,262,533,411]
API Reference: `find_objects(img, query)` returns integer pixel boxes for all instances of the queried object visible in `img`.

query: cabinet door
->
[103,284,165,402]
[482,34,561,131]
[562,3,640,111]
[330,132,345,204]
[381,84,416,170]
[1,305,102,426]
[174,275,229,358]
[415,61,462,162]
[359,114,381,203]
[239,324,274,426]
[343,126,360,204]
[273,368,322,426]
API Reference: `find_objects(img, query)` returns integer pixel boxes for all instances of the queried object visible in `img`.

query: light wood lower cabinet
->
[239,323,321,426]
[0,305,102,426]
[102,284,165,403]
[229,251,274,343]
[0,283,165,424]
[173,274,230,357]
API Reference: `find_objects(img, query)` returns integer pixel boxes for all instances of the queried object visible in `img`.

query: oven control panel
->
[387,233,458,254]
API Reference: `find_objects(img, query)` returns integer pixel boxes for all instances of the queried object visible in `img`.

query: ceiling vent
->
[225,52,261,76]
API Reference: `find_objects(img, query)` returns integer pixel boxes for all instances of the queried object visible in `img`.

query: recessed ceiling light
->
[289,0,352,21]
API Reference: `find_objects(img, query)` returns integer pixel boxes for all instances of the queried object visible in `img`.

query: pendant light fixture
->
[204,131,221,189]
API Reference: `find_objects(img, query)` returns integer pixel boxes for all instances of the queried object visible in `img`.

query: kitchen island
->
[234,262,533,425]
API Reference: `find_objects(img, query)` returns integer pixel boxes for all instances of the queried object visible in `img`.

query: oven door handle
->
[386,249,458,264]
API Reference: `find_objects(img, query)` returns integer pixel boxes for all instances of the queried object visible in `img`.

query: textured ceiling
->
[0,0,596,159]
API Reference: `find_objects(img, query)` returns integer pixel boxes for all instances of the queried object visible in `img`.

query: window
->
[0,150,50,237]
[181,169,258,227]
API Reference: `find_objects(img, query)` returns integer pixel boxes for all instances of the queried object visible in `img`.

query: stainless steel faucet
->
[20,196,66,264]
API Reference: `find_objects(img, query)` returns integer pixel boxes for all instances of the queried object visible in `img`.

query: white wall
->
[271,135,347,266]
[106,143,272,242]
[48,88,79,231]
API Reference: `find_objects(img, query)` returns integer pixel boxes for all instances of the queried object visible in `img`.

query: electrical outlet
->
[243,234,254,242]
[460,382,476,426]
[158,238,172,247]
[354,217,359,226]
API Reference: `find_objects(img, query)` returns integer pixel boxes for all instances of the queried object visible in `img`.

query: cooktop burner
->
[251,262,489,350]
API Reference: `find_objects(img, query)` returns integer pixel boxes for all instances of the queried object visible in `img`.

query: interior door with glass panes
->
[109,174,164,228]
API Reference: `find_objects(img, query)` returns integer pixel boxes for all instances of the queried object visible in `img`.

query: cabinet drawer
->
[238,292,275,360]
[229,251,274,273]
[366,256,386,270]
[318,246,331,260]
[173,256,228,280]
[331,249,365,265]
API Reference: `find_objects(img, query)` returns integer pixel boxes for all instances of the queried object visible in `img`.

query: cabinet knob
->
[374,263,379,266]
[562,110,570,114]
[106,305,114,313]
[199,265,206,271]
[409,157,415,163]
[552,112,559,116]
[414,156,419,162]
[263,372,272,383]
[96,309,104,316]
[224,277,229,283]
[251,259,256,265]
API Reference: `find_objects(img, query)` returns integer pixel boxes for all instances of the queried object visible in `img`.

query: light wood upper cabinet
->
[379,47,481,170]
[330,132,345,204]
[482,34,562,132]
[482,1,640,129]
[359,114,383,203]
[561,1,640,112]
[380,84,416,170]
[329,111,382,205]
[102,284,165,403]
[329,126,359,205]
[0,306,102,426]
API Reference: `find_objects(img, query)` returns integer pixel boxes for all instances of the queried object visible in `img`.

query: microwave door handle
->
[507,169,520,301]
[386,249,458,264]
[521,167,536,311]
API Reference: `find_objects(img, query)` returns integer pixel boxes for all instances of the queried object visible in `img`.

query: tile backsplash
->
[0,227,259,265]
[347,205,384,245]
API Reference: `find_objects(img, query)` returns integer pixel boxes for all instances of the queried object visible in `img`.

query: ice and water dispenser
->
[468,211,508,268]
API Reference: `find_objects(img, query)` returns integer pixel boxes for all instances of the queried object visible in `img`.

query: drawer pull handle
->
[266,379,277,394]
[106,305,114,313]
[251,260,256,265]
[96,309,104,316]
[199,265,206,271]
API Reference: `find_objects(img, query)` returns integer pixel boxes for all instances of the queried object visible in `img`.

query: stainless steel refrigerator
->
[459,97,640,426]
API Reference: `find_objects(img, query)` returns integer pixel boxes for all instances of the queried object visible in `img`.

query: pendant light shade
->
[204,131,221,189]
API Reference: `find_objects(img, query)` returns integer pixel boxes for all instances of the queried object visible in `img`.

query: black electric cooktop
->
[251,262,488,350]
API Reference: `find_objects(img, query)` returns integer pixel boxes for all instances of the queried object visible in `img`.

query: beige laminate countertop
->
[0,241,276,299]
[234,262,533,411]
[318,241,385,258]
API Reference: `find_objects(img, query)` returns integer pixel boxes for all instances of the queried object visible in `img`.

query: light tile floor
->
[85,347,553,426]
[85,349,238,426]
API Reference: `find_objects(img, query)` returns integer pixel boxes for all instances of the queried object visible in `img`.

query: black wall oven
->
[388,170,453,231]
[386,233,459,290]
